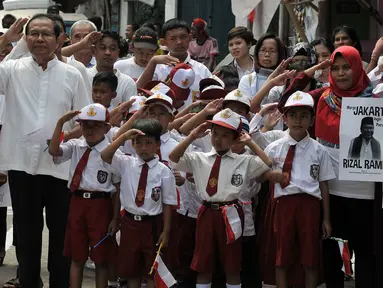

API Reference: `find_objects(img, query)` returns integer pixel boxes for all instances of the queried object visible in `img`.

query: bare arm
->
[169,134,196,163]
[320,181,332,237]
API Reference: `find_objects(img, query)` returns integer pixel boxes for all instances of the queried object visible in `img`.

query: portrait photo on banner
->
[340,98,383,181]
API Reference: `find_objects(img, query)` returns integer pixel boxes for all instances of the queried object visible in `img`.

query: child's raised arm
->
[239,132,272,167]
[101,129,144,164]
[49,110,81,156]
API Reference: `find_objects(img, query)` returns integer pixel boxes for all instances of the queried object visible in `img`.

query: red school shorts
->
[117,213,163,279]
[273,193,321,268]
[64,196,112,264]
[191,205,244,274]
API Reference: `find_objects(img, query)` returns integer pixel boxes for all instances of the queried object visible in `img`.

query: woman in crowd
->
[311,37,334,86]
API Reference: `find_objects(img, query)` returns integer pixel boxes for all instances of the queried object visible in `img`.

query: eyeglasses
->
[27,31,56,40]
[259,49,277,55]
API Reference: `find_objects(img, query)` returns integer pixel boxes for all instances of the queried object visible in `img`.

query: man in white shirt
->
[0,14,89,287]
[137,19,211,109]
[88,30,137,109]
[114,26,158,80]
[68,20,97,67]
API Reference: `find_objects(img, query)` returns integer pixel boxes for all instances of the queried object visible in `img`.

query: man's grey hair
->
[69,20,97,38]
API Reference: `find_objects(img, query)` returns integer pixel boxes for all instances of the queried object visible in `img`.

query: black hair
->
[49,14,65,33]
[25,14,61,39]
[162,18,190,38]
[217,65,239,79]
[142,22,156,31]
[93,72,118,92]
[227,26,256,46]
[254,33,287,72]
[119,37,130,58]
[311,37,334,54]
[129,22,140,32]
[223,77,240,92]
[332,25,362,56]
[132,118,162,142]
[88,16,102,31]
[2,14,16,28]
[47,5,60,15]
[99,30,121,49]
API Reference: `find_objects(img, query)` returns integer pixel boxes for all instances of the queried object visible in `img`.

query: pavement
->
[0,208,355,287]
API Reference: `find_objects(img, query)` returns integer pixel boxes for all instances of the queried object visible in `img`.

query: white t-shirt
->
[114,57,145,80]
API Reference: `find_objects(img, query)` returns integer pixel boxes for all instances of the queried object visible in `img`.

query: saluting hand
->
[123,129,145,141]
[202,98,224,115]
[81,31,102,49]
[4,17,28,43]
[190,122,210,139]
[59,110,81,124]
[153,55,180,66]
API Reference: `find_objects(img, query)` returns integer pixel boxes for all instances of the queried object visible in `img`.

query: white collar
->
[77,136,109,152]
[206,147,235,159]
[137,155,160,168]
[161,131,170,143]
[286,132,310,148]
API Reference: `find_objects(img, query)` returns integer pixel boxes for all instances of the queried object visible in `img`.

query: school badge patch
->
[310,164,320,180]
[151,186,161,202]
[231,174,243,187]
[97,170,108,184]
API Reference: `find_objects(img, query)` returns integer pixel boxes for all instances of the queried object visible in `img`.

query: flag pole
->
[282,0,308,42]
[149,242,164,275]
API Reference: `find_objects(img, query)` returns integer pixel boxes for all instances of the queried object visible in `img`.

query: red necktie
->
[281,145,296,189]
[136,163,149,207]
[206,155,221,196]
[69,148,92,192]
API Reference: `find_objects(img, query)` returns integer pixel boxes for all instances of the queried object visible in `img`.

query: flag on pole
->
[337,240,352,276]
[153,254,177,288]
[221,205,242,243]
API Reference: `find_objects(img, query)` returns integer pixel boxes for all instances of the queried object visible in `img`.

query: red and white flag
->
[222,205,242,244]
[153,254,177,288]
[338,241,352,276]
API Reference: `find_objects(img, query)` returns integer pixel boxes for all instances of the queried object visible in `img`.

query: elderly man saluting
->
[0,14,89,287]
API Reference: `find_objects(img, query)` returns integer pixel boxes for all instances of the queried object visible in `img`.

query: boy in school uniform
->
[169,108,279,288]
[100,118,177,288]
[49,103,121,288]
[264,91,335,288]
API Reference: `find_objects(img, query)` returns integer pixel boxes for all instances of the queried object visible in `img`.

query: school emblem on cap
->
[137,189,145,202]
[292,92,303,101]
[155,93,163,99]
[152,85,160,91]
[310,164,320,180]
[231,174,243,187]
[234,90,242,97]
[97,170,108,184]
[220,110,231,119]
[139,100,145,106]
[87,107,97,117]
[209,177,218,188]
[151,186,161,202]
[181,78,189,87]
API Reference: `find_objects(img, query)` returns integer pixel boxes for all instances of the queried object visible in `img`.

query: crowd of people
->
[0,7,382,288]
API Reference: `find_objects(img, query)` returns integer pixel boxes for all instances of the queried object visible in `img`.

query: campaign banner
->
[339,98,383,181]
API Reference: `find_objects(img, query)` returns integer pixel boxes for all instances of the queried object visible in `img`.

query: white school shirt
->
[265,133,336,199]
[54,137,120,192]
[0,57,89,179]
[114,57,145,80]
[88,66,137,109]
[153,53,212,108]
[170,148,270,202]
[4,38,93,100]
[233,58,255,80]
[111,154,177,216]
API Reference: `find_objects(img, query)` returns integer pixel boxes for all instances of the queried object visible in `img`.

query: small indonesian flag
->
[222,205,242,244]
[338,241,352,276]
[153,254,177,288]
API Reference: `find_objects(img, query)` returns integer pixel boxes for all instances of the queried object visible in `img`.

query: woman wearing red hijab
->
[278,45,382,287]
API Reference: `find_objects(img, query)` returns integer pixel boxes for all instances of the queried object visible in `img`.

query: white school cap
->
[207,108,242,132]
[76,103,110,122]
[283,91,314,111]
[128,96,148,114]
[145,92,174,114]
[223,89,251,109]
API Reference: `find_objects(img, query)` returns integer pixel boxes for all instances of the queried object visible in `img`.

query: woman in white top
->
[238,33,287,99]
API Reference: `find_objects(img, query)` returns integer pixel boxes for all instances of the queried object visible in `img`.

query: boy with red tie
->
[101,118,177,288]
[264,91,335,288]
[49,103,121,288]
[169,108,274,288]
